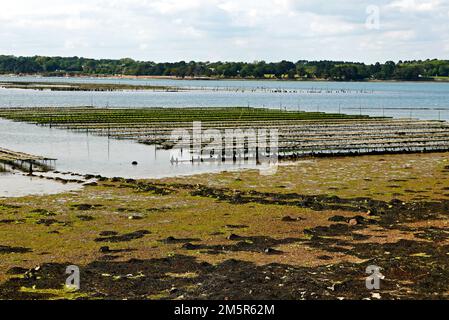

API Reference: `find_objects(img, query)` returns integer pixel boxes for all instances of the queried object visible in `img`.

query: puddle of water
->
[0,173,82,198]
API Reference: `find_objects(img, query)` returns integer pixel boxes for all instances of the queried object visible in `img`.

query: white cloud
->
[0,0,447,63]
[387,0,442,12]
[444,42,449,52]
[383,30,416,40]
[64,39,89,50]
[308,14,358,36]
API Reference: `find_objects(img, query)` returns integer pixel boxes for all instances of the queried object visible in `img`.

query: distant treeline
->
[1,55,449,81]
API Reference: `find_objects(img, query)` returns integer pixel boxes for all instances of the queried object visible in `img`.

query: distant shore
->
[1,73,449,83]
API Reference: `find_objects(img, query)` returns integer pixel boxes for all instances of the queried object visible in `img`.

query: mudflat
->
[1,152,449,300]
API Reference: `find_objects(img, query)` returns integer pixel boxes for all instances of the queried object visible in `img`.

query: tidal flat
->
[1,152,448,299]
[0,81,180,92]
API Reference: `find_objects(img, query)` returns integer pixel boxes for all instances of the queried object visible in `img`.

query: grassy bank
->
[1,152,449,299]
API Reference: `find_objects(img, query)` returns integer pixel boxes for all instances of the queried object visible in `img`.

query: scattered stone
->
[328,216,347,223]
[264,248,283,255]
[226,224,248,229]
[0,219,24,224]
[165,236,177,243]
[170,287,178,294]
[77,215,95,221]
[128,214,144,220]
[6,267,29,275]
[227,234,242,241]
[282,216,305,222]
[161,236,200,244]
[182,243,200,250]
[99,246,111,253]
[95,230,150,243]
[282,216,298,222]
[317,255,333,261]
[30,209,55,216]
[371,292,381,299]
[36,219,58,226]
[0,245,32,254]
[71,204,101,211]
[99,231,118,237]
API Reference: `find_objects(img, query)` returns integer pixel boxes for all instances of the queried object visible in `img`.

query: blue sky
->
[0,0,448,63]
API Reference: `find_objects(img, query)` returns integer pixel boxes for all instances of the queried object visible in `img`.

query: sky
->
[0,0,448,63]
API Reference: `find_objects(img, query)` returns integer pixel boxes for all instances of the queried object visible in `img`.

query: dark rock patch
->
[71,204,103,211]
[77,215,95,221]
[160,236,201,244]
[99,231,118,237]
[0,245,32,254]
[30,209,56,216]
[95,230,150,243]
[225,224,248,229]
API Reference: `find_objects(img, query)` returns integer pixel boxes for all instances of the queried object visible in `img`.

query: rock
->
[99,231,118,236]
[281,216,298,222]
[227,234,242,240]
[128,215,143,220]
[6,267,29,275]
[328,215,347,222]
[182,243,199,250]
[371,292,381,299]
[165,236,177,243]
[226,224,248,229]
[72,203,94,211]
[264,247,283,255]
[170,287,178,294]
[99,246,111,253]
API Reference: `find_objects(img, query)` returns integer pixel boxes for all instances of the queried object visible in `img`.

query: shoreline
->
[1,73,449,83]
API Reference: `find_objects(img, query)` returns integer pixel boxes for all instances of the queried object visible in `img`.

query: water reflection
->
[0,119,259,180]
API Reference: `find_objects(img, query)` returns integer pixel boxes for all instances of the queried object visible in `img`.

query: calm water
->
[0,172,82,198]
[0,76,449,120]
[1,76,449,196]
[0,118,260,197]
